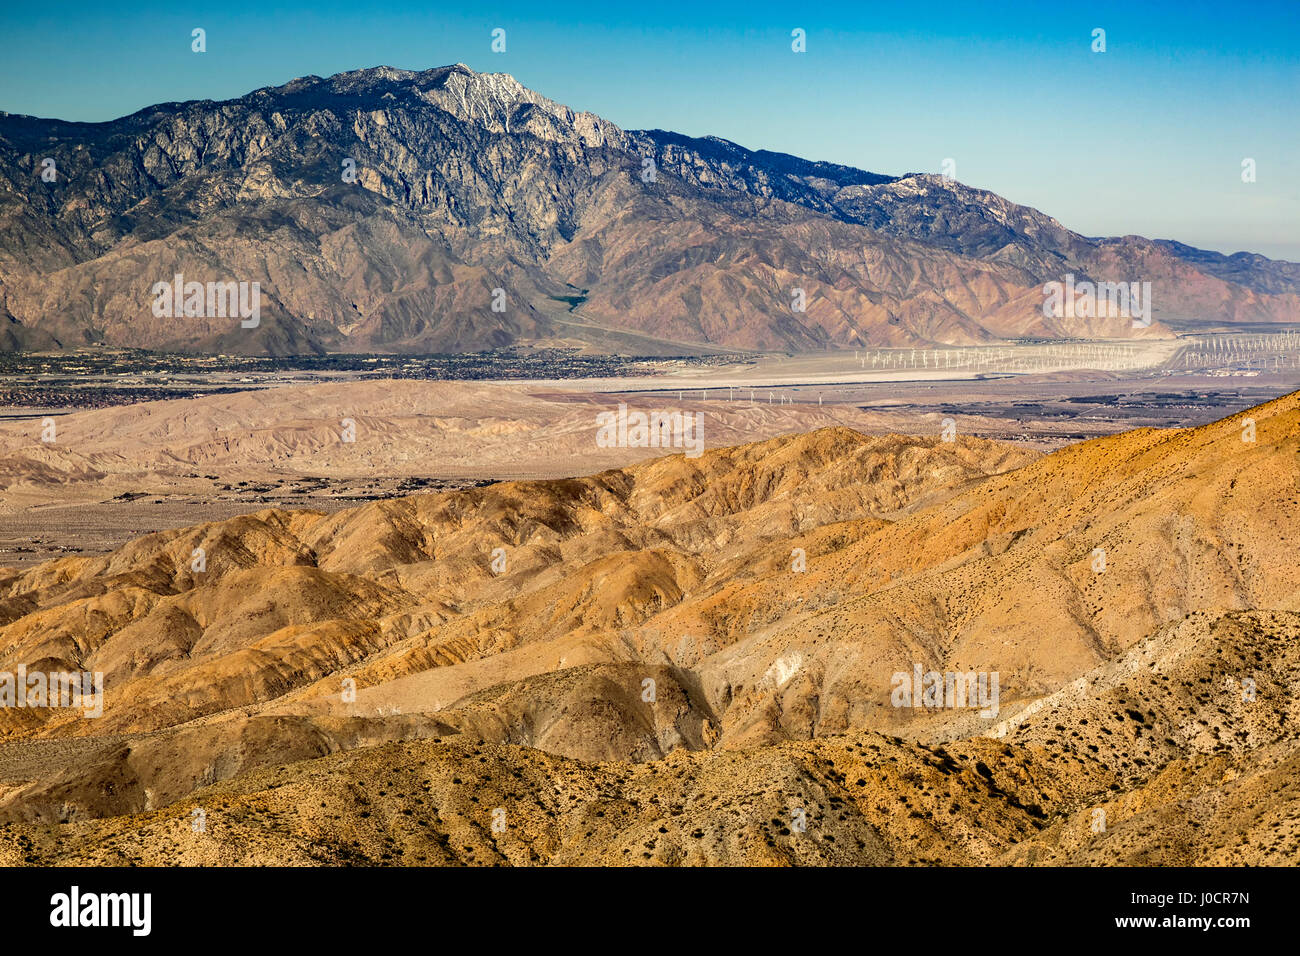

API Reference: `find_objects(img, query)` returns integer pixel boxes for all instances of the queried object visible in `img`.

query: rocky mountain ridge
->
[1,63,1297,354]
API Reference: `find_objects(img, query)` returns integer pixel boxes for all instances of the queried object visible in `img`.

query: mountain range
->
[2,63,1298,355]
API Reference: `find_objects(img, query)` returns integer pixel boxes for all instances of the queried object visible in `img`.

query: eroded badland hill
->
[0,389,1297,864]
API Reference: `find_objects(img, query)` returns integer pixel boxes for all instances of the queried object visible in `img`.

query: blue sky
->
[2,0,1297,259]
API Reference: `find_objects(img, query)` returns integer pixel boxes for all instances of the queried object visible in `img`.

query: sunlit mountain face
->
[2,64,1297,356]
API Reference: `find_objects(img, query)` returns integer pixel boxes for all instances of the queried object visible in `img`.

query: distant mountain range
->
[1,63,1297,355]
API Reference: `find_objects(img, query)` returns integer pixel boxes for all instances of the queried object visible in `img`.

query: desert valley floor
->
[0,367,1297,865]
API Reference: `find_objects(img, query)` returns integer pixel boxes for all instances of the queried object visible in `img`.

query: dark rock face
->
[1,63,1295,355]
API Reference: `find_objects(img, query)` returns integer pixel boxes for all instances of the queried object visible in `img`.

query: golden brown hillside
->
[0,389,1297,865]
